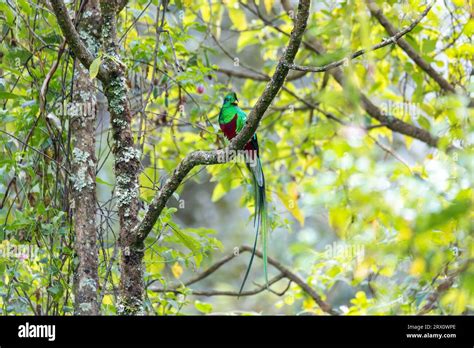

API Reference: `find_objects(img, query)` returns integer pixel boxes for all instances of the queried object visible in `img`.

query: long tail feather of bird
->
[239,158,268,296]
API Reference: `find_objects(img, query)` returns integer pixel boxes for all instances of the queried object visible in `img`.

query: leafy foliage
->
[0,0,472,315]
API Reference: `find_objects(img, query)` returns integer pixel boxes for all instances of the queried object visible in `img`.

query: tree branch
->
[49,0,109,81]
[218,67,307,82]
[70,0,101,315]
[287,1,434,73]
[239,246,336,314]
[418,258,473,315]
[97,0,144,314]
[178,251,240,288]
[134,0,311,244]
[360,93,440,147]
[273,1,442,148]
[117,0,129,13]
[153,274,286,298]
[150,245,337,314]
[366,0,456,94]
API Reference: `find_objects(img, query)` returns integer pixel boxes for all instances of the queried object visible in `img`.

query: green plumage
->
[218,92,269,296]
[219,103,246,131]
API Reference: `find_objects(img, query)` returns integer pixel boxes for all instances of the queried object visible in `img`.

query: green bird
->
[218,91,269,295]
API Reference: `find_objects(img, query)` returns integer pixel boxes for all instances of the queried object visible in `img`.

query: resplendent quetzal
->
[218,92,269,295]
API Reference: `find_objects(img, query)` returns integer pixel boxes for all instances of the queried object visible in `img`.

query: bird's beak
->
[232,98,239,105]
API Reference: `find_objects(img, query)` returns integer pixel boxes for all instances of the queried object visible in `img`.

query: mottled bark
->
[100,0,143,315]
[51,0,143,314]
[51,0,310,315]
[71,0,101,315]
[104,72,144,315]
[50,0,109,81]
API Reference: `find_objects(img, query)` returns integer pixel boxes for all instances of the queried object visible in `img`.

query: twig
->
[367,134,413,173]
[118,0,153,43]
[0,129,71,174]
[150,245,336,314]
[154,274,286,297]
[266,0,443,148]
[418,258,473,314]
[239,246,337,314]
[217,67,307,82]
[287,1,435,73]
[366,0,456,94]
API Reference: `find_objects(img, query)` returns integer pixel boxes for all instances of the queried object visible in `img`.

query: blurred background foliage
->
[0,0,472,315]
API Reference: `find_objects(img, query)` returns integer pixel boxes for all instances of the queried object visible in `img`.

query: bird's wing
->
[236,108,247,133]
[236,107,260,156]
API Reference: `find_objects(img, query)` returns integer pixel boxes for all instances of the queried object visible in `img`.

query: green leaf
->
[0,91,26,100]
[0,4,15,26]
[415,199,471,233]
[96,176,113,186]
[263,0,272,13]
[194,300,212,314]
[89,56,101,79]
[228,7,246,31]
[173,227,200,254]
[211,182,226,202]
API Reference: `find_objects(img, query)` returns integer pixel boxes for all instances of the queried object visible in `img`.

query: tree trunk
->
[71,0,101,315]
[99,0,144,315]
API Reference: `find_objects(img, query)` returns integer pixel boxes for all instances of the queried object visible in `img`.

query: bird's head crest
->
[223,92,239,106]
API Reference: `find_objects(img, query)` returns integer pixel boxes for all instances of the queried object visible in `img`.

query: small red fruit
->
[196,84,205,94]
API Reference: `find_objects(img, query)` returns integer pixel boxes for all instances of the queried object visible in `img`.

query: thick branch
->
[288,1,434,73]
[49,0,109,81]
[97,0,144,314]
[366,0,456,93]
[134,0,311,243]
[358,93,438,147]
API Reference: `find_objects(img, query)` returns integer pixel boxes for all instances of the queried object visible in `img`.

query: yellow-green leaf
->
[263,0,272,13]
[102,294,114,305]
[89,56,101,79]
[195,300,212,314]
[409,258,426,276]
[228,7,247,30]
[276,182,305,226]
[171,262,183,279]
[329,206,352,237]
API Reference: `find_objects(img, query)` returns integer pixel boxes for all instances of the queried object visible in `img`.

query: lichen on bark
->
[70,0,101,316]
[99,0,144,315]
